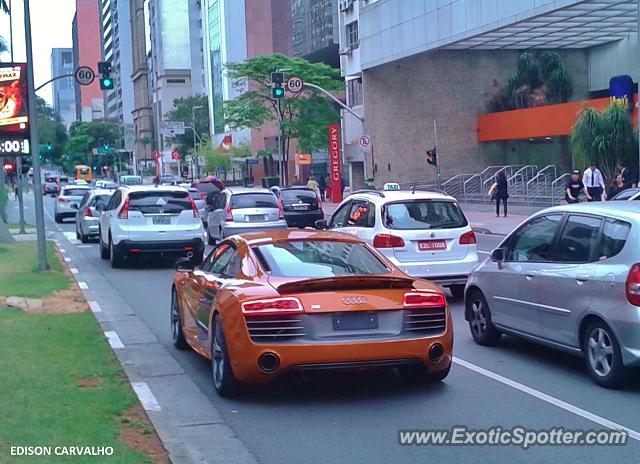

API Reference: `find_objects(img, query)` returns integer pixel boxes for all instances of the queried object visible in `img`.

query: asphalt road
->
[24,196,640,463]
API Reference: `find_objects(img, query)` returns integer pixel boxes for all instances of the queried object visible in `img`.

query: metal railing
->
[442,174,474,199]
[480,165,525,201]
[526,165,557,204]
[551,173,571,205]
[507,165,538,197]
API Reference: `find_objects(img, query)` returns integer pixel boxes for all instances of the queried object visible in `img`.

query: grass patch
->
[0,309,154,463]
[0,242,70,298]
[6,223,35,231]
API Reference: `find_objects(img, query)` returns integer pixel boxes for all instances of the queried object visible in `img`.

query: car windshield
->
[255,240,389,278]
[45,177,57,183]
[384,200,467,230]
[94,195,112,209]
[197,182,220,193]
[281,189,316,204]
[231,193,278,209]
[189,191,202,201]
[63,188,90,196]
[128,191,191,214]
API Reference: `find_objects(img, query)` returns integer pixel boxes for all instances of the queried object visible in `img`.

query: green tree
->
[224,53,342,183]
[164,94,210,155]
[63,121,119,172]
[36,97,67,164]
[201,137,232,174]
[570,101,637,181]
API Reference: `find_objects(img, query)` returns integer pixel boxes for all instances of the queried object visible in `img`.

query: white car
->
[99,185,206,268]
[54,185,92,223]
[324,189,478,298]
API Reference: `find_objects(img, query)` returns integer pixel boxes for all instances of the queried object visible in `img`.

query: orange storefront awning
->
[477,95,637,142]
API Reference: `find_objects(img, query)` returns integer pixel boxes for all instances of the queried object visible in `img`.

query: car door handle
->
[576,274,590,283]
[525,271,537,280]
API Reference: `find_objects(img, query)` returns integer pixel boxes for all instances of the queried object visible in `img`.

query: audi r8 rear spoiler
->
[274,275,415,295]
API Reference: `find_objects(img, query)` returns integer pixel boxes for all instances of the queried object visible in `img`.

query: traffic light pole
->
[16,157,26,234]
[23,0,49,271]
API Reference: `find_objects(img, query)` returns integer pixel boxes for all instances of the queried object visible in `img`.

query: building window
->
[347,78,362,107]
[346,21,359,49]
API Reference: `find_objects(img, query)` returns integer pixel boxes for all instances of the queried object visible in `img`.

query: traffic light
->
[3,161,15,173]
[271,72,284,99]
[98,61,114,90]
[426,147,437,167]
[46,142,52,151]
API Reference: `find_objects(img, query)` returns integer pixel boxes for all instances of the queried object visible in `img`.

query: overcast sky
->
[1,0,77,104]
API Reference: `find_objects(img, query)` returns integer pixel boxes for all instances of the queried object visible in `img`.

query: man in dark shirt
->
[566,170,591,203]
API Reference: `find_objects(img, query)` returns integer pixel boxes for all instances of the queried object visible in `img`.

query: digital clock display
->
[0,137,29,154]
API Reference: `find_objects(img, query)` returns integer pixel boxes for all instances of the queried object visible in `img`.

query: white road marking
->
[59,248,66,253]
[69,268,79,274]
[64,257,71,262]
[104,330,125,349]
[78,281,88,290]
[132,382,162,412]
[76,245,93,249]
[88,301,102,313]
[63,231,76,241]
[453,357,640,442]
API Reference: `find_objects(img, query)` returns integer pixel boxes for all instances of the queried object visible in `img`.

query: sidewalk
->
[321,200,547,236]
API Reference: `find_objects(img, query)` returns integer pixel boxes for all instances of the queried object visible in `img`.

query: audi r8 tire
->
[171,288,189,350]
[211,314,240,397]
[467,290,501,346]
[583,321,629,389]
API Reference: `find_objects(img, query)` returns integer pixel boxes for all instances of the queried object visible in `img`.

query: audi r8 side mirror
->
[314,219,327,230]
[175,257,194,273]
[491,248,505,263]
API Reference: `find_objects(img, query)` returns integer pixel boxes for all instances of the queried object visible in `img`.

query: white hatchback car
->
[99,185,206,268]
[324,190,478,298]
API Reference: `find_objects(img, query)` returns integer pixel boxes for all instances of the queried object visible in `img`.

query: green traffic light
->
[275,88,284,96]
[100,77,114,90]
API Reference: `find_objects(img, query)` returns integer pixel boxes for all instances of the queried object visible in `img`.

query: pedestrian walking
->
[566,170,590,203]
[615,162,634,190]
[318,175,326,201]
[493,171,509,217]
[582,163,606,201]
[306,175,319,196]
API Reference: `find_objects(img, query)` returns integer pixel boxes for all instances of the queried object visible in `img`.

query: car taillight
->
[83,207,93,217]
[225,204,234,222]
[58,197,69,203]
[278,199,285,220]
[459,230,476,245]
[241,297,303,315]
[189,197,200,218]
[117,195,130,219]
[626,263,640,306]
[373,233,405,248]
[404,291,446,309]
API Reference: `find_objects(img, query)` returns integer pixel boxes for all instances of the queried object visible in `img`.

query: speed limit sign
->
[74,66,95,86]
[286,76,304,93]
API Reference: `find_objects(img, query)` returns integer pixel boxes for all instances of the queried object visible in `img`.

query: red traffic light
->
[3,162,16,172]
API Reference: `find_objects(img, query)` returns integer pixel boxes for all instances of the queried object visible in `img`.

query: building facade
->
[50,48,76,128]
[72,0,104,122]
[342,0,639,188]
[100,0,135,151]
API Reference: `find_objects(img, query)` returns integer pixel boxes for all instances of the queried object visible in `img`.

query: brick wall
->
[362,49,589,186]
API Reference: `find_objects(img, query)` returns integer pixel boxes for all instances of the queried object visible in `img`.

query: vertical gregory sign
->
[328,123,342,203]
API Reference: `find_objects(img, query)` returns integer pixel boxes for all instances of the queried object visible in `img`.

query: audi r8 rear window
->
[255,240,389,278]
[128,191,191,214]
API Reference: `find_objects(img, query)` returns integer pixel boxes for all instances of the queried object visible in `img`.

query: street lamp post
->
[192,105,205,179]
[23,0,49,270]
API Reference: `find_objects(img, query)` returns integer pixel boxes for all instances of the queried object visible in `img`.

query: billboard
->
[0,63,30,156]
[609,75,634,113]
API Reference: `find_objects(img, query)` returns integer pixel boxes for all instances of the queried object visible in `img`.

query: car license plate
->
[246,215,266,222]
[152,216,171,225]
[418,240,447,251]
[333,312,378,331]
[292,204,309,211]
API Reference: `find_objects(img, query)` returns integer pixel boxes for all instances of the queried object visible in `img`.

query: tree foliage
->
[201,138,232,174]
[36,97,67,165]
[62,121,119,172]
[224,54,343,181]
[486,51,573,112]
[570,101,637,181]
[164,94,210,155]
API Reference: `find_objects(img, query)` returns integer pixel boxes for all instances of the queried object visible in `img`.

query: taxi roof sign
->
[383,182,400,191]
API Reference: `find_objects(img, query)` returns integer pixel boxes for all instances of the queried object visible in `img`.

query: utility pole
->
[23,0,49,270]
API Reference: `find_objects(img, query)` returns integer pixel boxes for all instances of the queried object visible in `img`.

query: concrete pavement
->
[7,194,640,464]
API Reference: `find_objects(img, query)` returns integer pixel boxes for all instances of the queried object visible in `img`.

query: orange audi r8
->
[171,229,453,396]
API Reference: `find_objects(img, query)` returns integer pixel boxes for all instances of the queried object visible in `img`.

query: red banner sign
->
[328,123,342,203]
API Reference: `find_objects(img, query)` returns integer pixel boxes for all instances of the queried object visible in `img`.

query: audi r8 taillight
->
[241,297,303,315]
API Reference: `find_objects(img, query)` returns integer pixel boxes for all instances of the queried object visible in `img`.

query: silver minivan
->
[465,202,640,388]
[206,187,287,244]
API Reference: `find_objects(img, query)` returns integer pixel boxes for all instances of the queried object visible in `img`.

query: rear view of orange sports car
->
[171,230,452,396]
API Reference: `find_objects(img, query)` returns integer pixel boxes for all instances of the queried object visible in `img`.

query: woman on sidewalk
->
[494,171,509,217]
